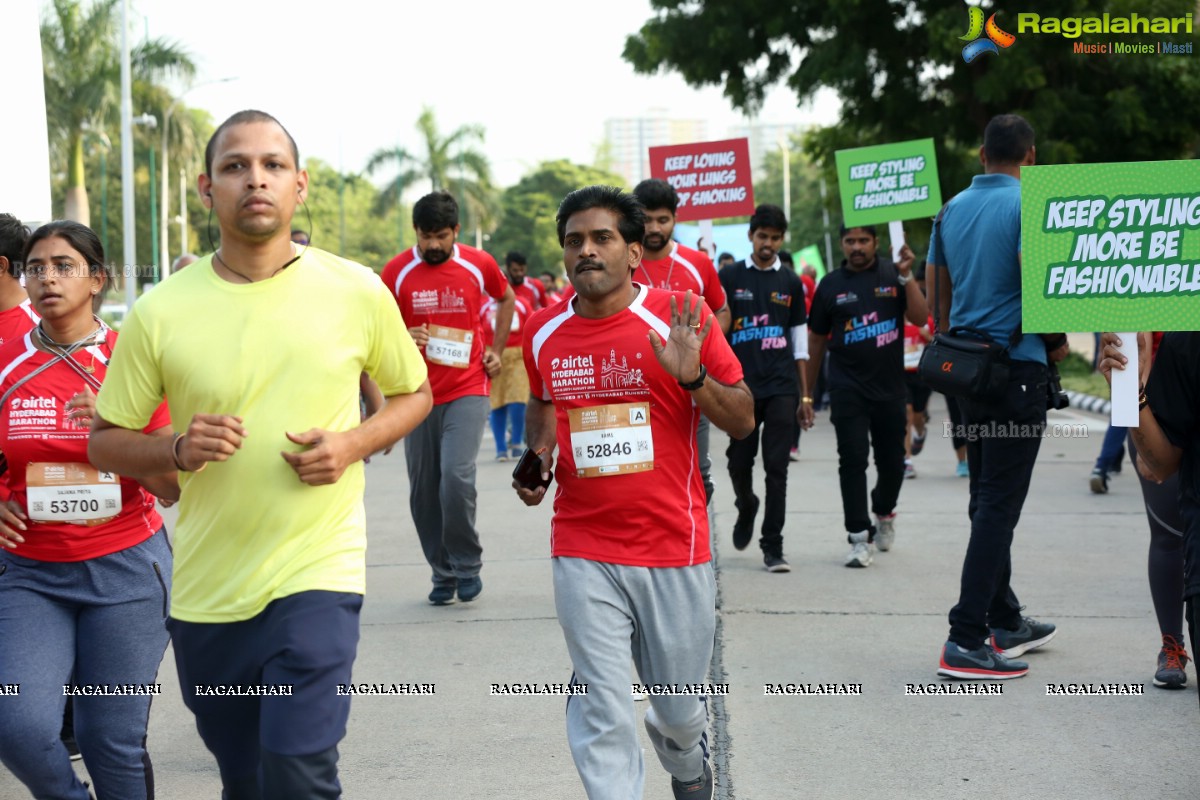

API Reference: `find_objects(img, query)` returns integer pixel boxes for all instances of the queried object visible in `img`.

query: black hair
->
[204,110,300,176]
[556,185,645,246]
[983,114,1035,165]
[412,191,459,232]
[22,220,112,310]
[717,251,734,263]
[632,178,678,214]
[0,213,29,278]
[291,229,309,238]
[749,204,788,233]
[505,251,527,266]
[778,251,794,267]
[839,224,877,239]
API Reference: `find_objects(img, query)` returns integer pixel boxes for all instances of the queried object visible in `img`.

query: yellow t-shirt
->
[96,249,427,622]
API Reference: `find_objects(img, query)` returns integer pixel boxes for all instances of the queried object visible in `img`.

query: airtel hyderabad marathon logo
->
[959,7,1016,63]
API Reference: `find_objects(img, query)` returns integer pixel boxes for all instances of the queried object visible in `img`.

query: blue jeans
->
[948,361,1048,649]
[0,528,172,800]
[1093,423,1127,473]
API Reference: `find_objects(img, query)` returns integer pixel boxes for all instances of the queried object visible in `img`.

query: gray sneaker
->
[876,513,897,552]
[989,616,1056,658]
[671,760,713,800]
[844,531,873,568]
[938,641,1029,679]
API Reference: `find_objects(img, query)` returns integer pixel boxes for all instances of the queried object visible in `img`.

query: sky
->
[129,0,839,187]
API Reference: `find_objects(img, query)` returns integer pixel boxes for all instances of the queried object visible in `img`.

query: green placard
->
[834,139,943,227]
[795,244,826,279]
[1021,161,1200,333]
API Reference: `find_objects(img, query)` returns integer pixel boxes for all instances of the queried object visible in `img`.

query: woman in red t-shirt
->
[0,221,177,799]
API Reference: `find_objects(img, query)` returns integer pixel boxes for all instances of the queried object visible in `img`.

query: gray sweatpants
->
[404,394,489,586]
[553,556,716,799]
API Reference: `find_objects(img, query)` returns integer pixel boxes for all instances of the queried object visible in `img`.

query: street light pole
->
[120,0,134,310]
[779,134,791,251]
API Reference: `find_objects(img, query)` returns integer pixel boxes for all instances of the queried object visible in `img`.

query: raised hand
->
[647,290,712,384]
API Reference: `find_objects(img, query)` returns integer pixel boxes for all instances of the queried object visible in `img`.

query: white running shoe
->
[876,513,897,552]
[844,531,874,567]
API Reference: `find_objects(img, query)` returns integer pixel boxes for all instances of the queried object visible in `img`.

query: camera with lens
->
[1040,333,1071,410]
[1046,363,1069,410]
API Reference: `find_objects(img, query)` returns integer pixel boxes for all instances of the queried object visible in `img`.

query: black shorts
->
[905,372,932,413]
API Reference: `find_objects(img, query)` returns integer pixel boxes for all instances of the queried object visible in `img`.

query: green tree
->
[488,160,627,277]
[299,159,411,270]
[41,0,195,225]
[365,107,497,232]
[625,0,1200,230]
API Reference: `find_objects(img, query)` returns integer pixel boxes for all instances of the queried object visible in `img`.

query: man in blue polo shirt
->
[927,114,1069,680]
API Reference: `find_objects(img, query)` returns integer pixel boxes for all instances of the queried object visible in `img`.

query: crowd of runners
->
[0,110,1196,800]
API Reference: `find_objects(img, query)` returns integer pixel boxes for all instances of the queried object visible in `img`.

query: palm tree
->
[365,107,497,232]
[41,0,195,224]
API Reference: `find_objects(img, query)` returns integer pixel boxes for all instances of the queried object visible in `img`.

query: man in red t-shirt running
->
[632,179,730,506]
[382,192,515,605]
[515,185,752,800]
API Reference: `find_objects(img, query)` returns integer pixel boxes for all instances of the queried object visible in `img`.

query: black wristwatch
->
[678,364,707,391]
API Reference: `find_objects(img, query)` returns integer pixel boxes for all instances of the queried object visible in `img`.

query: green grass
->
[1055,352,1109,398]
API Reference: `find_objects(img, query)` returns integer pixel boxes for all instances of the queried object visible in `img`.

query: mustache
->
[575,260,603,271]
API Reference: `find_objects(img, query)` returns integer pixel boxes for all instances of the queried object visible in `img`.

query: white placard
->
[1110,331,1139,427]
[889,220,905,263]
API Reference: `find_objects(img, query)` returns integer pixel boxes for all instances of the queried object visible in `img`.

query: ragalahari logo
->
[960,7,1016,62]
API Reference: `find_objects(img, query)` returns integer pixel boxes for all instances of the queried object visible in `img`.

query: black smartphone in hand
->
[512,448,552,490]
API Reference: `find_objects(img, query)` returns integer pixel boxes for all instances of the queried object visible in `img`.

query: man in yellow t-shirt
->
[90,110,432,800]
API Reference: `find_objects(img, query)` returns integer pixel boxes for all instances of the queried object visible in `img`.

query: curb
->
[1065,389,1110,416]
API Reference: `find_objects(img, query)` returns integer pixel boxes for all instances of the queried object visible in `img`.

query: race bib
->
[26,463,121,525]
[903,339,925,370]
[568,402,654,478]
[426,325,473,369]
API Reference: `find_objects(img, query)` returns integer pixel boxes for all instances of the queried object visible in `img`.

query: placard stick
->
[888,220,905,262]
[1111,331,1139,427]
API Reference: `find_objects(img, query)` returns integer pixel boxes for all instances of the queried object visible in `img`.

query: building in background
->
[603,111,707,186]
[726,121,810,180]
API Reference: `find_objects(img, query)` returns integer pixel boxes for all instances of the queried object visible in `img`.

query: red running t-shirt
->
[0,300,38,346]
[634,243,727,314]
[382,244,509,405]
[523,285,743,567]
[513,276,546,312]
[481,295,531,350]
[0,329,169,561]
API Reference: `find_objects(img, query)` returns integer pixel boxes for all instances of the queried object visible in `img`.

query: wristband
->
[896,272,912,286]
[678,364,707,391]
[172,433,207,473]
[801,397,814,404]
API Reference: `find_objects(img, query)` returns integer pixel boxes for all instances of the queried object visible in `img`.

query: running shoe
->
[1154,634,1189,689]
[510,446,523,460]
[495,452,508,462]
[788,447,800,462]
[671,760,713,800]
[956,461,969,478]
[844,531,873,568]
[1089,468,1109,494]
[764,554,791,573]
[989,616,1056,658]
[904,459,916,479]
[732,495,759,551]
[876,513,897,552]
[938,641,1029,679]
[457,577,483,602]
[911,430,926,456]
[428,585,457,605]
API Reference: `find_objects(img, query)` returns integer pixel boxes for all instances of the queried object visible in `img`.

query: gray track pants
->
[553,556,716,799]
[404,395,488,586]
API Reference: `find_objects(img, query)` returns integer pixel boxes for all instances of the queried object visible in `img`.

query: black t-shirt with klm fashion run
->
[808,257,908,402]
[719,259,807,399]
